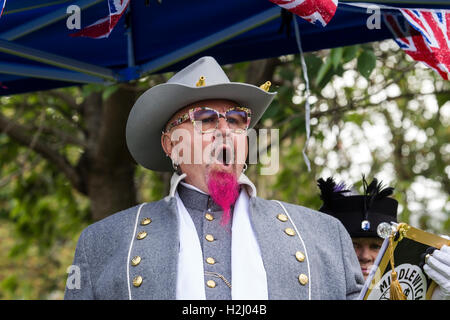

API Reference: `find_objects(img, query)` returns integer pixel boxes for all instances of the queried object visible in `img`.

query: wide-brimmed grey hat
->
[126,56,277,172]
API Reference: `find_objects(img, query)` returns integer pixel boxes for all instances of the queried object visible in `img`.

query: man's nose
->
[216,117,231,134]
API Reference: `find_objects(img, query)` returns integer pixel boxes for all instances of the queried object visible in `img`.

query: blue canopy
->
[0,0,449,96]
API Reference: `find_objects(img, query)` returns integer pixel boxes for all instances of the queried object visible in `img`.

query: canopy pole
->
[0,39,119,81]
[139,7,281,76]
[0,62,107,84]
[125,5,135,68]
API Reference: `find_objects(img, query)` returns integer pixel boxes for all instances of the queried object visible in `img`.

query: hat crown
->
[167,56,231,87]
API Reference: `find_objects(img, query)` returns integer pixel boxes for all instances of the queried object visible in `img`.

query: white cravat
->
[173,173,268,300]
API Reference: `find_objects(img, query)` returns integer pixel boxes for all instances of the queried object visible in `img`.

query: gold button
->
[206,280,216,288]
[205,234,215,242]
[140,218,151,226]
[206,257,216,265]
[284,228,296,236]
[133,275,143,287]
[298,274,308,286]
[277,214,288,222]
[136,231,147,240]
[131,256,141,266]
[295,251,305,262]
[205,213,214,221]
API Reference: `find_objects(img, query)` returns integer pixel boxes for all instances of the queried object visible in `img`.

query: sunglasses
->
[165,106,252,134]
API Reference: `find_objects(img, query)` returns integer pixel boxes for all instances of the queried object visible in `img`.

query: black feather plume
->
[317,177,351,206]
[362,175,395,215]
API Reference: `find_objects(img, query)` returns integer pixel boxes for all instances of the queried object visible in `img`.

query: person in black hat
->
[317,176,450,299]
[317,176,397,280]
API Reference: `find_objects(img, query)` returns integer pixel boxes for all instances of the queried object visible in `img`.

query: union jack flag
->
[71,0,130,39]
[269,0,338,27]
[384,9,450,80]
[0,0,6,19]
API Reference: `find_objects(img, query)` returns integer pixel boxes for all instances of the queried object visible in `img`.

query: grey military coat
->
[64,173,364,300]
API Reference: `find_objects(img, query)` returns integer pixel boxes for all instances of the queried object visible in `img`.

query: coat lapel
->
[127,197,179,300]
[248,197,310,300]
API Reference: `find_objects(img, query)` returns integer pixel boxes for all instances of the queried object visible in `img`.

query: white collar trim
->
[168,172,257,198]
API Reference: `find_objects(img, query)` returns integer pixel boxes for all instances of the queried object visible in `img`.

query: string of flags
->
[269,0,338,27]
[268,0,449,170]
[64,0,449,81]
[386,9,449,80]
[270,1,449,80]
[70,0,130,39]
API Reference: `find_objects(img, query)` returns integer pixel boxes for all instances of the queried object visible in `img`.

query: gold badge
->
[196,76,206,87]
[259,81,271,92]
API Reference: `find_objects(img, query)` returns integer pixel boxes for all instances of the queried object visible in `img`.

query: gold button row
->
[277,214,296,236]
[277,214,308,286]
[131,217,153,288]
[136,217,152,240]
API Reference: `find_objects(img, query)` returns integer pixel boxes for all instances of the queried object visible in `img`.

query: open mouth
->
[214,145,233,167]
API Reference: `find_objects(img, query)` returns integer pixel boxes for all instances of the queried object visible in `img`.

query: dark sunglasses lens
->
[193,109,218,131]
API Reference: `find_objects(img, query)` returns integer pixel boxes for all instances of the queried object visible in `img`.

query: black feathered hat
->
[317,176,398,238]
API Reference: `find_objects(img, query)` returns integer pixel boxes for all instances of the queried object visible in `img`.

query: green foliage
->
[0,40,449,299]
[5,158,89,256]
[357,48,377,79]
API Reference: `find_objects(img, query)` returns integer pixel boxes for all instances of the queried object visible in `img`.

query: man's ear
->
[161,132,173,157]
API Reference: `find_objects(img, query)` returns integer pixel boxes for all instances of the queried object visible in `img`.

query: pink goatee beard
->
[207,170,240,226]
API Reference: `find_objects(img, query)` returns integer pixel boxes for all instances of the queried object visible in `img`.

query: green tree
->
[0,40,448,299]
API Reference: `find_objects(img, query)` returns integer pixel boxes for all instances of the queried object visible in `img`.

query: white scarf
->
[172,173,268,300]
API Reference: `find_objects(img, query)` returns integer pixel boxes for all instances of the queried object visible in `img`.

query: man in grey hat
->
[65,56,364,300]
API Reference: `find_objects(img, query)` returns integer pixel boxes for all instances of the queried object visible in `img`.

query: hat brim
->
[126,82,276,172]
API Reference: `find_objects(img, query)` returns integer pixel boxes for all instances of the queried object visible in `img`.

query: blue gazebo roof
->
[0,0,449,96]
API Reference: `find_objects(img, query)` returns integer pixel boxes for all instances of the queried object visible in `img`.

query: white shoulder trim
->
[272,200,311,300]
[126,203,147,300]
